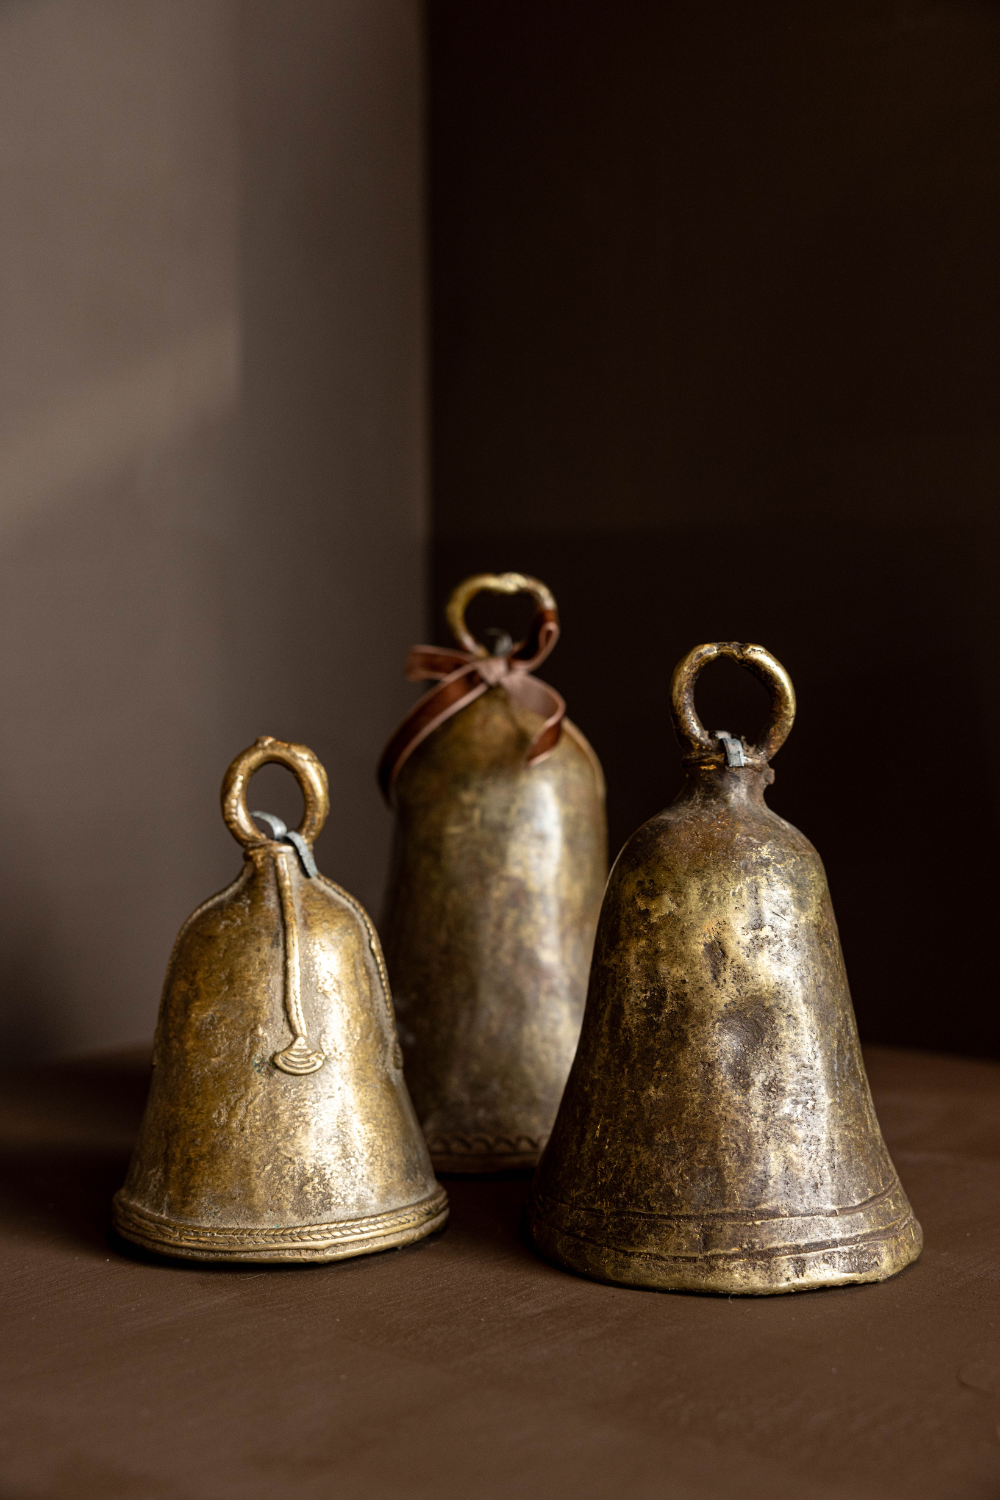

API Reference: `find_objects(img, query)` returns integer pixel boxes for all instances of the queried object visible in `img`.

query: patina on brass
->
[527,642,922,1294]
[113,735,447,1263]
[379,574,607,1173]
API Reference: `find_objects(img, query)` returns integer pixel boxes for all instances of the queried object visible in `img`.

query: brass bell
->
[113,735,447,1262]
[378,573,607,1172]
[527,642,922,1294]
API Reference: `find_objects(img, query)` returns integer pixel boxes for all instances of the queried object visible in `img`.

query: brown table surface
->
[2,1045,1000,1499]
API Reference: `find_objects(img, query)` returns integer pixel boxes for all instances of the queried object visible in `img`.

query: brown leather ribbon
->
[377,608,565,804]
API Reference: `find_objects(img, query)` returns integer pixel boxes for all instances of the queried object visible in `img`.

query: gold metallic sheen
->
[446,572,557,657]
[383,576,607,1173]
[527,642,921,1294]
[113,736,446,1263]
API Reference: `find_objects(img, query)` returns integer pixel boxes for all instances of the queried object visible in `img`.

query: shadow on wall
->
[0,0,426,1059]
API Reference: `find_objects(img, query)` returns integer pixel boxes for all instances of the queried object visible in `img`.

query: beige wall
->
[0,0,427,1057]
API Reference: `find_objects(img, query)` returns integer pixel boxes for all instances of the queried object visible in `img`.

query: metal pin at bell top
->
[113,736,447,1263]
[527,642,921,1295]
[377,572,608,1174]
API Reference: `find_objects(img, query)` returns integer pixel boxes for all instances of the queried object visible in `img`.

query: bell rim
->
[111,1184,448,1265]
[427,1129,548,1175]
[432,1152,541,1174]
[525,1204,923,1296]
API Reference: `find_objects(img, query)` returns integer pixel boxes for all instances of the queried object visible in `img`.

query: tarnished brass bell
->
[527,642,922,1294]
[113,736,447,1262]
[378,573,607,1172]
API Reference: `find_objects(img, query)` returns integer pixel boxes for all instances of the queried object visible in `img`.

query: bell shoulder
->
[312,873,395,1017]
[558,717,606,800]
[603,797,826,903]
[169,862,256,951]
[150,862,255,1063]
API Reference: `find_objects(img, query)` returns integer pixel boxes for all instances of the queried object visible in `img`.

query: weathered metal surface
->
[527,642,921,1294]
[113,736,446,1262]
[381,575,607,1173]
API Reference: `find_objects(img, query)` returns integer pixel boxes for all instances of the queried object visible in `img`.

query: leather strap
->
[377,607,565,804]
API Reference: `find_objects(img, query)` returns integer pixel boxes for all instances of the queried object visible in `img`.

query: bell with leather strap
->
[113,736,447,1262]
[378,573,607,1173]
[527,642,921,1294]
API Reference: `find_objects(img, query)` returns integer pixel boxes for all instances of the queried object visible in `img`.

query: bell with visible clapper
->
[113,736,447,1263]
[527,642,922,1295]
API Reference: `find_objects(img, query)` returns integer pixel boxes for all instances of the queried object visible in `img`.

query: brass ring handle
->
[446,572,558,659]
[221,736,330,849]
[670,642,796,764]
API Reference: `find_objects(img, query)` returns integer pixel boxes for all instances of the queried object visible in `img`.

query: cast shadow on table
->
[0,1049,150,1258]
[0,1144,131,1257]
[0,1046,538,1272]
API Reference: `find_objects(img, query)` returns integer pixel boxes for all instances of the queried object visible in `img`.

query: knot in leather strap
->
[376,576,565,805]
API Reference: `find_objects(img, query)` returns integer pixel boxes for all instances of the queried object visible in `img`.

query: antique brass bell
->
[378,573,607,1172]
[113,736,447,1262]
[527,642,922,1294]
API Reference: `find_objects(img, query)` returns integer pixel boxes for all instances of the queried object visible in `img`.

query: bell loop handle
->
[446,572,558,662]
[221,736,330,850]
[670,642,796,765]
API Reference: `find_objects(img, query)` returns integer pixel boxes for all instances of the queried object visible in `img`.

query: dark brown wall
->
[427,1,1000,1056]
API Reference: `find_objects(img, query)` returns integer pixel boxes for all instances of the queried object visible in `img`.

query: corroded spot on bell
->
[527,642,922,1295]
[378,573,607,1173]
[113,736,447,1263]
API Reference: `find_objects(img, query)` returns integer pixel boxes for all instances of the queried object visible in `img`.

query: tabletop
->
[2,1043,1000,1500]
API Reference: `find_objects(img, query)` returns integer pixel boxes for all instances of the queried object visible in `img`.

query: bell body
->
[383,684,607,1172]
[527,763,922,1293]
[114,842,446,1262]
